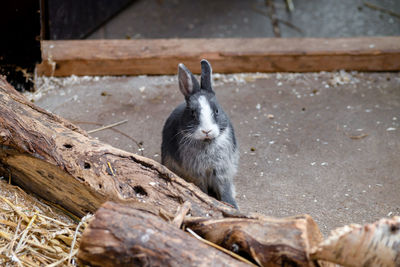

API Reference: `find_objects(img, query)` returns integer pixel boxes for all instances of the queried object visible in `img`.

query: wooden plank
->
[37,37,400,76]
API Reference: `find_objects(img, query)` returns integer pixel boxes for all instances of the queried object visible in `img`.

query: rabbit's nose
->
[202,129,212,135]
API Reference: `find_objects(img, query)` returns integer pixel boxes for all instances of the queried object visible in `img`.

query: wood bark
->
[184,214,327,267]
[78,201,332,267]
[311,216,400,267]
[36,37,400,76]
[77,201,249,267]
[0,75,236,218]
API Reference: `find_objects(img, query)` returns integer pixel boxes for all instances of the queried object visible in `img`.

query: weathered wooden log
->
[0,75,236,218]
[311,216,400,267]
[184,215,329,267]
[77,201,249,266]
[78,201,332,267]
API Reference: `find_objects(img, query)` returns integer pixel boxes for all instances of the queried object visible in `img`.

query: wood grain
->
[37,37,400,76]
[78,202,249,267]
[184,214,331,267]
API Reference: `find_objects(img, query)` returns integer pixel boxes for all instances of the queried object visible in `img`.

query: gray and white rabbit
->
[161,59,239,209]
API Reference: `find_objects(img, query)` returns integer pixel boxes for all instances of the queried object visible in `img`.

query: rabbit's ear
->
[178,63,198,97]
[201,59,213,92]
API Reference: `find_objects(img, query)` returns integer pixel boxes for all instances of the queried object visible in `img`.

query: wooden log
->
[311,216,400,267]
[77,201,249,266]
[0,76,236,218]
[78,201,333,266]
[184,215,330,267]
[36,37,400,76]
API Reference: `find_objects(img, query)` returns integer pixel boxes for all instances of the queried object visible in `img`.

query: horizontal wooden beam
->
[37,37,400,76]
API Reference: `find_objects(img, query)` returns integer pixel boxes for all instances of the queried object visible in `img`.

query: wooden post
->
[37,37,400,76]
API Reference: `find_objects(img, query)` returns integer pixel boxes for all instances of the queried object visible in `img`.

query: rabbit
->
[161,59,239,209]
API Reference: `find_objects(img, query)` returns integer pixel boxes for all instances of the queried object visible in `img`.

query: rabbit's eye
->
[215,109,219,115]
[191,110,196,117]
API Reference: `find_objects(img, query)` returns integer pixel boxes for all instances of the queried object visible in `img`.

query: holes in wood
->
[77,176,85,182]
[133,186,147,197]
[63,144,73,149]
[84,162,91,169]
[390,224,399,233]
[98,183,102,189]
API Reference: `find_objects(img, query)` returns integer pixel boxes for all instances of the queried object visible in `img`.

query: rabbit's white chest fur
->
[175,127,239,192]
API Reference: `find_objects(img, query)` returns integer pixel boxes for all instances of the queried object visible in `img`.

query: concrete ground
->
[29,71,400,235]
[89,0,400,39]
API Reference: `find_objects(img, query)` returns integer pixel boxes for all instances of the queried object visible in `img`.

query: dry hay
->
[0,179,92,266]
